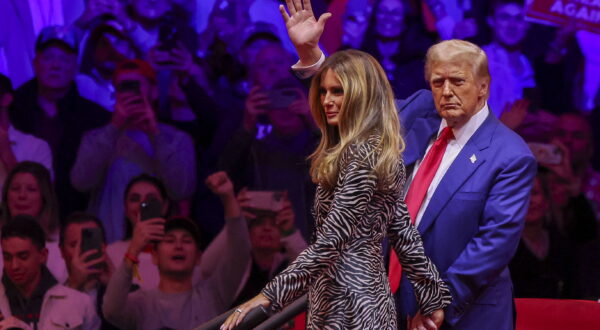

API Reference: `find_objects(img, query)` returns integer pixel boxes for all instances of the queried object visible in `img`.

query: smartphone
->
[140,196,163,221]
[81,227,104,269]
[117,79,141,94]
[158,13,177,51]
[528,142,562,165]
[244,191,285,212]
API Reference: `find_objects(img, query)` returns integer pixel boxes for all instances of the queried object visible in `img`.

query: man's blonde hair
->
[425,39,491,93]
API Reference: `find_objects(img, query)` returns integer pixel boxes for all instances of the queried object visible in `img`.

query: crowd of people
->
[0,0,598,329]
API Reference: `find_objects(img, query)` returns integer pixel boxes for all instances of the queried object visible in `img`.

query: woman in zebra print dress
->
[222,50,451,329]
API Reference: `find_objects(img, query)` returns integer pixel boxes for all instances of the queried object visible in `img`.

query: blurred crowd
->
[0,0,598,328]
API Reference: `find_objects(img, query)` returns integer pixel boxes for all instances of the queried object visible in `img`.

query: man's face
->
[429,60,488,128]
[489,3,530,48]
[33,45,77,90]
[556,114,592,165]
[250,45,292,89]
[249,217,281,252]
[2,237,47,289]
[375,0,406,38]
[153,229,199,276]
[60,221,104,270]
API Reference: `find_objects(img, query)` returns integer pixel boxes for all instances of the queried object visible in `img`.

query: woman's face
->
[525,177,549,223]
[375,0,406,39]
[7,172,43,218]
[125,181,167,225]
[319,69,344,127]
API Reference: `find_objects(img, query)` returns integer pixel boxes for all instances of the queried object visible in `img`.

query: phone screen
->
[81,227,104,269]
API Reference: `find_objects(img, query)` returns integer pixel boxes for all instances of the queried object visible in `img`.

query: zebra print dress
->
[262,136,452,329]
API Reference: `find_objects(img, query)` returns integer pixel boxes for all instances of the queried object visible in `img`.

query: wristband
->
[124,253,142,281]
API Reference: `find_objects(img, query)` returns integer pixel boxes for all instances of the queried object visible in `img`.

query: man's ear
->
[40,247,49,265]
[478,77,490,99]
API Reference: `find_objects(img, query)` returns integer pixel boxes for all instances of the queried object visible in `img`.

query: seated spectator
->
[230,194,307,307]
[359,0,433,98]
[70,59,196,243]
[0,74,53,192]
[0,216,99,329]
[102,173,250,329]
[483,0,536,118]
[77,20,140,111]
[10,26,111,218]
[60,212,119,330]
[509,172,568,298]
[1,161,67,282]
[218,43,319,239]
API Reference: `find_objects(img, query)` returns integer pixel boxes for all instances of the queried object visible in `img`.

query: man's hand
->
[127,217,165,257]
[452,18,478,40]
[114,92,158,136]
[279,0,331,66]
[409,309,444,330]
[67,243,105,291]
[205,171,235,201]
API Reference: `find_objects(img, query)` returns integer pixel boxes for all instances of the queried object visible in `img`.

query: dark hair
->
[59,212,106,247]
[1,161,59,239]
[123,174,171,239]
[0,73,14,95]
[1,215,46,250]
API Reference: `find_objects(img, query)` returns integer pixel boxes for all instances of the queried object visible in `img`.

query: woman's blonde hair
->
[308,49,405,189]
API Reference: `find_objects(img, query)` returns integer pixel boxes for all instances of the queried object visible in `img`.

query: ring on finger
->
[235,308,242,313]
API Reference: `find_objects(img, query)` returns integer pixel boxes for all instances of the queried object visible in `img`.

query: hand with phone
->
[66,228,108,291]
[243,86,270,132]
[128,198,166,257]
[113,79,158,136]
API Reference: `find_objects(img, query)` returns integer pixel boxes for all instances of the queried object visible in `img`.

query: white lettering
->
[565,3,577,15]
[576,6,590,19]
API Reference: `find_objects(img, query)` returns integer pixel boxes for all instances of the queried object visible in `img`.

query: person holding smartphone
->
[70,59,197,243]
[60,212,120,330]
[102,171,251,329]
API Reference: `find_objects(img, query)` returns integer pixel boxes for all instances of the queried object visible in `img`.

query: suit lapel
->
[417,113,497,234]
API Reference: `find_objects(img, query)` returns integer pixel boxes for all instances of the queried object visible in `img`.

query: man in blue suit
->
[393,40,536,329]
[279,1,536,328]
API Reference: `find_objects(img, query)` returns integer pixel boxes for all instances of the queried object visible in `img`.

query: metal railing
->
[196,294,308,330]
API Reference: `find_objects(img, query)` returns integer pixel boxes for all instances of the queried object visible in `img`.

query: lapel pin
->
[470,154,477,164]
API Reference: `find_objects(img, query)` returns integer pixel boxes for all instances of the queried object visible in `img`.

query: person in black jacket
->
[10,26,111,218]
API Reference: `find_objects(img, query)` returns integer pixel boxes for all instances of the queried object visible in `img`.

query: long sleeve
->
[102,262,140,330]
[70,124,121,192]
[203,215,252,312]
[443,153,536,324]
[262,143,377,311]
[388,199,452,315]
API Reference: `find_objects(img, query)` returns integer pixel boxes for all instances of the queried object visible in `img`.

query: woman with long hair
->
[1,161,67,282]
[222,50,451,329]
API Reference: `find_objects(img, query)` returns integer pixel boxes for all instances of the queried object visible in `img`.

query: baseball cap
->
[35,25,78,53]
[164,217,202,249]
[239,22,281,50]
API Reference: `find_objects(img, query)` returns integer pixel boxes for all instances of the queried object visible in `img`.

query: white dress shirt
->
[412,103,490,227]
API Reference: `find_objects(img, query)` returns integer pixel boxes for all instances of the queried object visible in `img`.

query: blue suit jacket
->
[395,90,537,329]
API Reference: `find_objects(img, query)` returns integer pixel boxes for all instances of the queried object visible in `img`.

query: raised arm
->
[279,0,331,66]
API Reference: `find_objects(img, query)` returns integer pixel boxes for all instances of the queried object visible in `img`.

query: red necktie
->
[389,126,454,293]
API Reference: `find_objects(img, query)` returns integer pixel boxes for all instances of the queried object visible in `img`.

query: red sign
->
[525,0,600,34]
